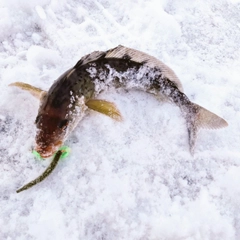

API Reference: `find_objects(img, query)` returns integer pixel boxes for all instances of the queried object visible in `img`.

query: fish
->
[11,45,227,191]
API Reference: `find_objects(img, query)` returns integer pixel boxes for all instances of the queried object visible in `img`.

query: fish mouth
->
[35,141,63,159]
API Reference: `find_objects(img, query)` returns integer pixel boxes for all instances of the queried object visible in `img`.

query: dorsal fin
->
[74,51,106,68]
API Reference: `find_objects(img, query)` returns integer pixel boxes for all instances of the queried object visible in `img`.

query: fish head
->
[34,114,69,158]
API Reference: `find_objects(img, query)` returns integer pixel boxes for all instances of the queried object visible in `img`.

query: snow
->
[0,0,240,239]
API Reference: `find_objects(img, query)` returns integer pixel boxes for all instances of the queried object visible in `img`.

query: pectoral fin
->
[9,82,46,99]
[86,99,122,121]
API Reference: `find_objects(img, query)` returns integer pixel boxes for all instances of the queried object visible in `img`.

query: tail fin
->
[187,103,228,154]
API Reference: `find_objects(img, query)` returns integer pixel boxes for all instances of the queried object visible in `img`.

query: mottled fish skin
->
[35,45,227,158]
[105,45,184,92]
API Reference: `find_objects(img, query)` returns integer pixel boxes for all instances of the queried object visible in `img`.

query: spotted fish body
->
[11,45,227,159]
[32,45,227,158]
[11,45,228,192]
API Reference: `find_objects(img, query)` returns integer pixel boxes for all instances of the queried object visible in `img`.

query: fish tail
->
[187,103,228,154]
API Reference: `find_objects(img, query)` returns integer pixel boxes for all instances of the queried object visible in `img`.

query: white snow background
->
[0,0,240,239]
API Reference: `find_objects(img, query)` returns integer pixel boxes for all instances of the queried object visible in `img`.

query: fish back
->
[105,45,184,92]
[75,45,183,92]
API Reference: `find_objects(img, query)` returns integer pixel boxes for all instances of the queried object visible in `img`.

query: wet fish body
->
[34,45,226,157]
[11,45,228,192]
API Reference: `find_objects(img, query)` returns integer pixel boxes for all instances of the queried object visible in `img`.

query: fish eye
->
[58,119,68,129]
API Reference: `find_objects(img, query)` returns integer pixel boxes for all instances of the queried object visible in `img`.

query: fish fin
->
[194,104,228,129]
[187,104,228,154]
[187,121,198,155]
[86,99,122,121]
[9,82,46,99]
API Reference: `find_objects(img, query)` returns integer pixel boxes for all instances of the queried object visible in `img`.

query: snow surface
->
[1,0,240,239]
